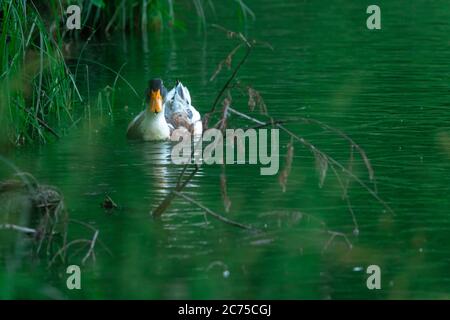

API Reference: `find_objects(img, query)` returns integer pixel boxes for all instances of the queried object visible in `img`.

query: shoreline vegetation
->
[1,0,81,147]
[0,156,108,281]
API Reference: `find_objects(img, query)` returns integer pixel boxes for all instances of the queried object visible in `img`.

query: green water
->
[1,0,450,299]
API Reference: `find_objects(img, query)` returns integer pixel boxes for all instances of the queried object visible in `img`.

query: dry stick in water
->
[0,224,36,234]
[47,219,108,267]
[173,191,254,230]
[68,219,112,257]
[48,239,91,268]
[152,27,254,221]
[82,230,99,265]
[322,230,353,253]
[152,165,199,217]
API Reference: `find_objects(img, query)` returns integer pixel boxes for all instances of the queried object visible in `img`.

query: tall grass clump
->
[45,0,254,35]
[0,1,81,148]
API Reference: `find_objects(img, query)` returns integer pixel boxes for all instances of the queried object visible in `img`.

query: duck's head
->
[145,78,167,114]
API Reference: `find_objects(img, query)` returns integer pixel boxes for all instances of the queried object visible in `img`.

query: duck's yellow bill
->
[150,89,162,113]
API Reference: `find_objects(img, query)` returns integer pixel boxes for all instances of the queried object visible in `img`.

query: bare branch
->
[82,230,99,265]
[322,231,353,254]
[174,191,255,230]
[226,107,393,215]
[0,224,36,234]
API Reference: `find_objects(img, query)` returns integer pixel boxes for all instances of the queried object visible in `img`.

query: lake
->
[1,0,449,299]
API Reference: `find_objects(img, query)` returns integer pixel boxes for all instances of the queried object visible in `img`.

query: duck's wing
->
[167,105,202,136]
[176,82,191,106]
[172,82,199,122]
[164,87,176,120]
[165,83,190,120]
[165,81,202,135]
[165,93,186,129]
[126,111,145,139]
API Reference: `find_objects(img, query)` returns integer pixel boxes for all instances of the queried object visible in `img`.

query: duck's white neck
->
[142,108,170,140]
[146,108,166,120]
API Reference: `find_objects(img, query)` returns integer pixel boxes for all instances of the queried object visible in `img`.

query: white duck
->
[127,79,202,141]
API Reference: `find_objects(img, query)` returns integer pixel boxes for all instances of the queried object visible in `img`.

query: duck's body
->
[127,79,202,141]
[127,108,171,141]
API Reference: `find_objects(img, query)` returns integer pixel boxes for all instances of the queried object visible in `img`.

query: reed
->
[0,0,81,147]
[40,0,253,35]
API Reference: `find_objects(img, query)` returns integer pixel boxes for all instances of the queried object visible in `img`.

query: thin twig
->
[152,164,199,217]
[322,231,353,254]
[48,239,90,268]
[173,191,255,230]
[203,30,252,128]
[68,219,112,256]
[0,224,36,234]
[82,230,99,265]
